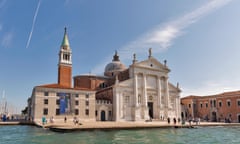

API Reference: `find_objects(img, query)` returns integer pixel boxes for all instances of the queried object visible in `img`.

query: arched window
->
[138,94,141,104]
[227,99,231,107]
[218,100,222,107]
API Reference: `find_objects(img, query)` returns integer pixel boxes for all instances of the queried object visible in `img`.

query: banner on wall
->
[58,93,70,114]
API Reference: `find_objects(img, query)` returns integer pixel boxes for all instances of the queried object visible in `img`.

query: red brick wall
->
[181,92,240,122]
[58,64,72,88]
[196,98,210,120]
[73,75,106,90]
[181,97,194,118]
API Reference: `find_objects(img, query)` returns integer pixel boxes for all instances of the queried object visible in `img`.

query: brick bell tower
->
[58,27,72,88]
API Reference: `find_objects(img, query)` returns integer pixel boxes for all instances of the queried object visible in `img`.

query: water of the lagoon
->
[0,125,239,144]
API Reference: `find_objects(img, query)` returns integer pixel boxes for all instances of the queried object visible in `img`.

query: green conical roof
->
[61,27,70,47]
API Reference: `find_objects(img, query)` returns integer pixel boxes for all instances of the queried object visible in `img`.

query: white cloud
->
[91,0,233,74]
[0,0,6,9]
[26,0,41,49]
[1,32,13,48]
[181,80,240,97]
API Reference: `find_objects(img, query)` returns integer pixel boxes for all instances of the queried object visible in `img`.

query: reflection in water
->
[0,126,240,144]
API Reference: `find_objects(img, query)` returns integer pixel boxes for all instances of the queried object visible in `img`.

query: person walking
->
[173,118,177,125]
[64,116,67,123]
[167,117,170,124]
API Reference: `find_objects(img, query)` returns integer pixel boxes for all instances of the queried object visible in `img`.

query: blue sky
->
[0,0,240,113]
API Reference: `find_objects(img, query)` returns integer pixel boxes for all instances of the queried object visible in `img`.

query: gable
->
[133,57,170,72]
[168,82,181,93]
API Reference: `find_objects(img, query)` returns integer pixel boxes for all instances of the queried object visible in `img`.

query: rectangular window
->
[75,100,79,106]
[56,99,60,105]
[75,109,79,115]
[85,109,89,116]
[213,100,216,107]
[95,110,98,116]
[44,92,49,96]
[86,94,89,99]
[44,99,48,105]
[43,108,48,115]
[86,101,89,106]
[75,94,79,98]
[188,104,191,108]
[56,109,60,115]
[125,96,130,103]
[206,103,208,108]
[200,103,203,108]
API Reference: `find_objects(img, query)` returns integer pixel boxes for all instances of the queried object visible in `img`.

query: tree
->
[21,106,28,115]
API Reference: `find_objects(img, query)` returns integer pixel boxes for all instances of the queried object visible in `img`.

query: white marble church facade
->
[111,51,181,121]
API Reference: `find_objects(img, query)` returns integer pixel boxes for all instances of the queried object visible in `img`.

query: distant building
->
[28,28,181,123]
[181,91,240,123]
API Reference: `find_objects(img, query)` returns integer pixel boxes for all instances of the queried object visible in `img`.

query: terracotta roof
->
[36,83,95,91]
[181,95,199,100]
[182,90,240,100]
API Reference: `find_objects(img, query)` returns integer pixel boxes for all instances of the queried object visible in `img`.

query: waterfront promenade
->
[2,120,240,132]
[34,120,240,132]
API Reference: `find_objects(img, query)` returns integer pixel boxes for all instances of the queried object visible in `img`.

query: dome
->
[105,61,126,72]
[104,51,126,76]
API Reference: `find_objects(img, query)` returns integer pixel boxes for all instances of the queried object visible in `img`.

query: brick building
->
[28,28,97,123]
[181,91,240,123]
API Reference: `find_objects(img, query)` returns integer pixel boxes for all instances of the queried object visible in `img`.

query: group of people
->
[166,117,201,126]
[41,116,80,125]
[73,116,79,125]
[225,117,232,123]
[41,116,55,125]
[167,117,181,124]
[188,117,201,126]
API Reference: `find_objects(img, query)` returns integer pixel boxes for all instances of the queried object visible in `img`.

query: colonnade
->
[114,72,181,121]
[133,72,180,119]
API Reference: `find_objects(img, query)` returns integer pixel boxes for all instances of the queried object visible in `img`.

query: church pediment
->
[168,82,181,93]
[133,57,170,72]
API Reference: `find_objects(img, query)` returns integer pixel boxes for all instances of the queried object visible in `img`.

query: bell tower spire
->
[58,27,72,88]
[61,27,70,48]
[59,27,72,65]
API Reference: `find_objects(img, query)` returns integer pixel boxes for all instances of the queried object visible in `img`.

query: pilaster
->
[134,74,138,107]
[164,77,169,118]
[157,76,161,119]
[143,73,147,107]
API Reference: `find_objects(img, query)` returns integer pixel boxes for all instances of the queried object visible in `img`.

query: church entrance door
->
[101,110,106,121]
[238,115,240,123]
[148,102,153,119]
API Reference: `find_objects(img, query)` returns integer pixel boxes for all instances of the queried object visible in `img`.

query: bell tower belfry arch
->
[58,27,72,88]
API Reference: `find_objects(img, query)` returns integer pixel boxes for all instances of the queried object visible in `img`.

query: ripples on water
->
[0,126,240,144]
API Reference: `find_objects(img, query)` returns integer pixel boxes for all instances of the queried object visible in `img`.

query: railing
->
[96,100,112,105]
